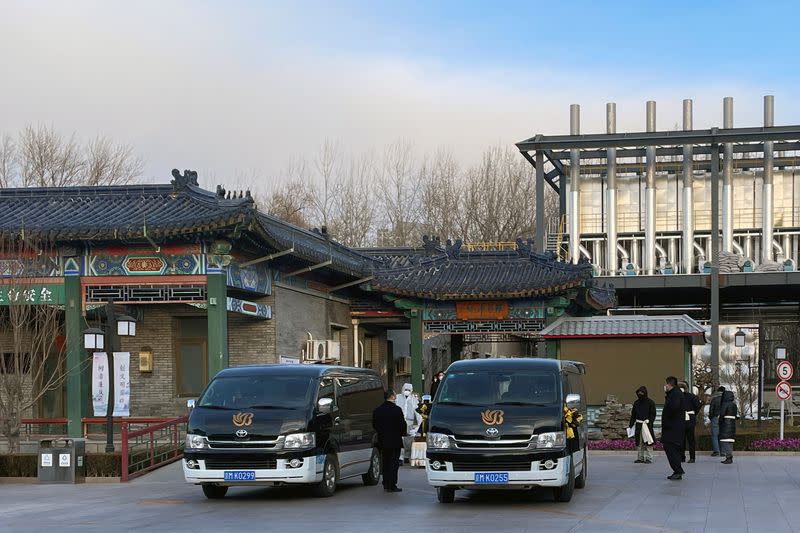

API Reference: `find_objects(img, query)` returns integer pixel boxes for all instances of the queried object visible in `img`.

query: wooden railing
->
[120,416,187,482]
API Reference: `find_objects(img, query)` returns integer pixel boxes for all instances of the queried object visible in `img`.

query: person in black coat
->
[679,381,702,463]
[660,376,686,480]
[372,389,407,492]
[718,390,738,464]
[430,370,444,400]
[629,386,657,464]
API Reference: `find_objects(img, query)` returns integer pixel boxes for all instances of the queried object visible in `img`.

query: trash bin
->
[38,438,86,483]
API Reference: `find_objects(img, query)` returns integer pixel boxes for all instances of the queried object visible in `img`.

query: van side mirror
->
[317,397,334,414]
[565,394,581,409]
[187,399,196,413]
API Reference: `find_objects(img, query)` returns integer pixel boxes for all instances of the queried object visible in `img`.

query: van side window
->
[336,377,361,415]
[566,371,586,410]
[318,377,335,405]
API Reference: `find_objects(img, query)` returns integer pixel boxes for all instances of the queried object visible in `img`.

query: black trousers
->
[683,425,696,461]
[663,442,684,475]
[381,447,401,489]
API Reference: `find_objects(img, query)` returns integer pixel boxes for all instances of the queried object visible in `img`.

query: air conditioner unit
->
[326,340,341,361]
[304,340,327,361]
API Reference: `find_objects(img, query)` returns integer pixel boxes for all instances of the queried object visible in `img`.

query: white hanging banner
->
[113,352,131,417]
[92,352,109,416]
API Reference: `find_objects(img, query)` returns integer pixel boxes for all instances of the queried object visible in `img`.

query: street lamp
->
[734,329,746,348]
[84,301,136,452]
[83,327,105,350]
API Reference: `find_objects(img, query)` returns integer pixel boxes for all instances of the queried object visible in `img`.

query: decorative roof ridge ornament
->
[422,235,442,254]
[171,169,199,190]
[445,238,462,258]
[515,237,533,257]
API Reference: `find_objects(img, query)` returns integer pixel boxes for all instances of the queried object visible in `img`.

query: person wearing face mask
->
[678,381,702,463]
[430,370,444,400]
[660,376,686,480]
[395,383,422,463]
[629,386,656,464]
[718,390,737,464]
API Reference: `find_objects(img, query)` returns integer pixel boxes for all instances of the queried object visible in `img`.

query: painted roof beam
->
[328,276,374,292]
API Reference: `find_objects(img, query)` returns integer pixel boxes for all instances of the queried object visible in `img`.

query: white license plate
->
[474,472,509,484]
[224,470,256,481]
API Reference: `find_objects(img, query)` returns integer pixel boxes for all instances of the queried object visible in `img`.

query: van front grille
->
[204,458,277,470]
[452,459,532,472]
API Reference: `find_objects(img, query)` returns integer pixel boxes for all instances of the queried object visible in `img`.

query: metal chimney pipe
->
[723,97,734,254]
[569,104,581,264]
[606,102,617,275]
[682,99,694,273]
[763,95,775,263]
[644,101,657,274]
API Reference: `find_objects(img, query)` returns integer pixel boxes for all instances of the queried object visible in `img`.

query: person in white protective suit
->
[395,383,422,462]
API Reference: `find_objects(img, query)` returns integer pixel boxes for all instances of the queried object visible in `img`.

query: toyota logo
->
[235,429,248,438]
[485,427,500,438]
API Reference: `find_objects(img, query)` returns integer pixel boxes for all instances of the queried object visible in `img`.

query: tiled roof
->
[368,247,596,300]
[0,172,376,277]
[540,315,706,343]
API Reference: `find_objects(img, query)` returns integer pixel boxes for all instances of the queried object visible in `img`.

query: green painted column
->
[207,273,229,380]
[65,276,86,438]
[410,308,423,393]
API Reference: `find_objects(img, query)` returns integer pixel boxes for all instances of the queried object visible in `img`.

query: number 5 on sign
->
[777,361,794,381]
[776,380,792,401]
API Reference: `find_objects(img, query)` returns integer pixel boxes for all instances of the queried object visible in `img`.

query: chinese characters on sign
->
[91,352,131,417]
[0,284,65,305]
[455,301,510,320]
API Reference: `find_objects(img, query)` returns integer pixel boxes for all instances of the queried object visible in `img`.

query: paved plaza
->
[1,454,799,533]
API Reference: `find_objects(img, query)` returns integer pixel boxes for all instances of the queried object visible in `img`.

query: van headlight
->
[284,432,315,449]
[185,434,209,449]
[427,432,451,450]
[536,431,566,448]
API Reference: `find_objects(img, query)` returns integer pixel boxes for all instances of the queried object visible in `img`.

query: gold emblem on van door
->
[481,409,504,426]
[232,412,254,427]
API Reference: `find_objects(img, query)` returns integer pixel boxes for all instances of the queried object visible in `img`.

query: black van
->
[426,358,588,503]
[183,364,384,499]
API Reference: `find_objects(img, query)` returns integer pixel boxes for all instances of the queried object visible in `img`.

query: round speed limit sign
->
[776,380,792,401]
[777,361,794,381]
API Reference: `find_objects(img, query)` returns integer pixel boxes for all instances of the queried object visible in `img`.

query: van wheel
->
[313,453,338,498]
[575,446,587,489]
[202,484,228,499]
[362,447,381,486]
[553,456,575,502]
[436,487,455,504]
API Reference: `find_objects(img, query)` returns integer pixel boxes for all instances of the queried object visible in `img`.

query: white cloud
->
[0,2,795,195]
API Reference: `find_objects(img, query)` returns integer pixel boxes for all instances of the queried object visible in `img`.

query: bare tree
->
[419,148,465,242]
[84,136,144,186]
[0,134,17,189]
[0,236,69,453]
[329,152,377,247]
[263,159,314,228]
[377,140,421,246]
[310,139,340,229]
[18,125,84,187]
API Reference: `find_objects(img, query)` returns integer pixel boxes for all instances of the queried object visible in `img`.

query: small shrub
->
[749,438,800,451]
[588,439,663,451]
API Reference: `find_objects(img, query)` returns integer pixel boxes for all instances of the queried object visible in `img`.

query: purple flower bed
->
[749,437,800,451]
[588,439,663,451]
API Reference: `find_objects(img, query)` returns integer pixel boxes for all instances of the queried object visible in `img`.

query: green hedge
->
[0,453,122,478]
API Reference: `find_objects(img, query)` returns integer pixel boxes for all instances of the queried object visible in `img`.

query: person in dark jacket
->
[718,390,737,464]
[372,389,408,492]
[430,370,444,400]
[629,386,657,464]
[679,381,702,463]
[708,386,725,456]
[660,376,685,480]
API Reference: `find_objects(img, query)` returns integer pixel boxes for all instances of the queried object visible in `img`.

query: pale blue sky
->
[1,1,797,190]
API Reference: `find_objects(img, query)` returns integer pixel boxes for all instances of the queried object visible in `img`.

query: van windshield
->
[198,375,314,410]
[438,370,560,406]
